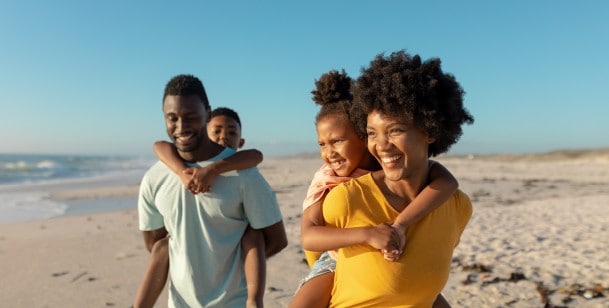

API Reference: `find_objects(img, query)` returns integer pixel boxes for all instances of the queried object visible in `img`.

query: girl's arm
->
[300,199,399,254]
[153,141,263,193]
[385,160,458,260]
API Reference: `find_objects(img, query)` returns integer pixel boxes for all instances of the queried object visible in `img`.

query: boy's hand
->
[177,168,196,193]
[183,166,218,194]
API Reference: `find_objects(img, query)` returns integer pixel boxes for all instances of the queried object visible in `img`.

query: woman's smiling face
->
[366,110,431,182]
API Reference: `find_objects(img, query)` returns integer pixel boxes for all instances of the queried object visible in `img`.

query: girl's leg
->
[288,272,334,308]
[242,226,266,308]
[133,237,169,308]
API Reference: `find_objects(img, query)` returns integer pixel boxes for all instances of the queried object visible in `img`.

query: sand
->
[1,150,608,307]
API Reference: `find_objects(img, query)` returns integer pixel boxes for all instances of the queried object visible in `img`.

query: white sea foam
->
[0,191,68,224]
[0,153,154,224]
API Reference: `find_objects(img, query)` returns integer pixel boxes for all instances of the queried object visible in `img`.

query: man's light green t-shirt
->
[138,148,282,307]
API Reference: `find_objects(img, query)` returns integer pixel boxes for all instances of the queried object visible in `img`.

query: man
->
[138,74,287,307]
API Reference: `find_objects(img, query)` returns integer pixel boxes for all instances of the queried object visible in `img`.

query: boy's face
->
[207,115,244,150]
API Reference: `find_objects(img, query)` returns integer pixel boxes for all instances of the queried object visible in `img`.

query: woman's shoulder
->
[448,189,474,222]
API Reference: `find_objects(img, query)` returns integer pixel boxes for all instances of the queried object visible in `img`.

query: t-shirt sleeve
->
[322,183,350,228]
[138,173,165,231]
[240,168,283,229]
[302,167,332,212]
[452,190,473,247]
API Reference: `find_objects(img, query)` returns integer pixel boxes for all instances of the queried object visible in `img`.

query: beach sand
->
[1,150,608,307]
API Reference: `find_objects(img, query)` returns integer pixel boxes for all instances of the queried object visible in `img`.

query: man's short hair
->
[163,74,210,110]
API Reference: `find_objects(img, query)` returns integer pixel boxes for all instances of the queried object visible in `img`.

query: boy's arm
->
[153,140,263,193]
[205,148,262,174]
[386,161,458,260]
[188,149,263,193]
[153,141,192,188]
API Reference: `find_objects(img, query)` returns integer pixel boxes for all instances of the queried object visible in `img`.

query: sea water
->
[0,153,155,224]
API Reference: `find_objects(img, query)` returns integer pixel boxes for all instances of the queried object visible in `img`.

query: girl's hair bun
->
[311,69,352,106]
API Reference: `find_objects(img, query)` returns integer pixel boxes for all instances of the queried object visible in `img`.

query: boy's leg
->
[242,226,266,308]
[134,237,170,308]
[288,272,334,308]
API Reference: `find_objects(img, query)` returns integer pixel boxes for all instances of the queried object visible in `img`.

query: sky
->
[1,1,608,158]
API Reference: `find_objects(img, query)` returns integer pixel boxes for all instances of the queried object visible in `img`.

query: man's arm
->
[142,227,169,252]
[259,221,287,258]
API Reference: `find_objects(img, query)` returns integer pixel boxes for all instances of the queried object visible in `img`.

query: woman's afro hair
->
[351,50,474,156]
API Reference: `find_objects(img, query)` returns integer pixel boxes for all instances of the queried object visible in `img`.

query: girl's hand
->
[382,223,408,262]
[365,223,400,252]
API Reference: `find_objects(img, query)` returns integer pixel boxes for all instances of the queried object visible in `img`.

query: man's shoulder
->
[144,161,170,174]
[141,161,172,183]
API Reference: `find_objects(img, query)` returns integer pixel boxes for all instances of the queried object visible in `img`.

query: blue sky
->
[1,1,608,157]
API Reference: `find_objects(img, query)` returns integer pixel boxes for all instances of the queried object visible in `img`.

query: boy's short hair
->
[211,107,242,129]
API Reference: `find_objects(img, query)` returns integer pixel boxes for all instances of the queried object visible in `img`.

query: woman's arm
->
[386,161,458,260]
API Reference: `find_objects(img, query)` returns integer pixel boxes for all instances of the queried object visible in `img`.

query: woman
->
[320,50,475,307]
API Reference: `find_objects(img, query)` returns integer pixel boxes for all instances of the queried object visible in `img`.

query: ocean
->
[0,153,155,224]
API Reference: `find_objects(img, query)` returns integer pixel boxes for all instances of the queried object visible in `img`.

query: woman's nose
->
[374,134,391,151]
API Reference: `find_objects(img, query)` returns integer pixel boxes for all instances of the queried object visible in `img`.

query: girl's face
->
[316,114,368,177]
[366,110,432,182]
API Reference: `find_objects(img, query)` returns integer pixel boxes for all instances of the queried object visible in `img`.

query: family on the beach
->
[134,50,474,308]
